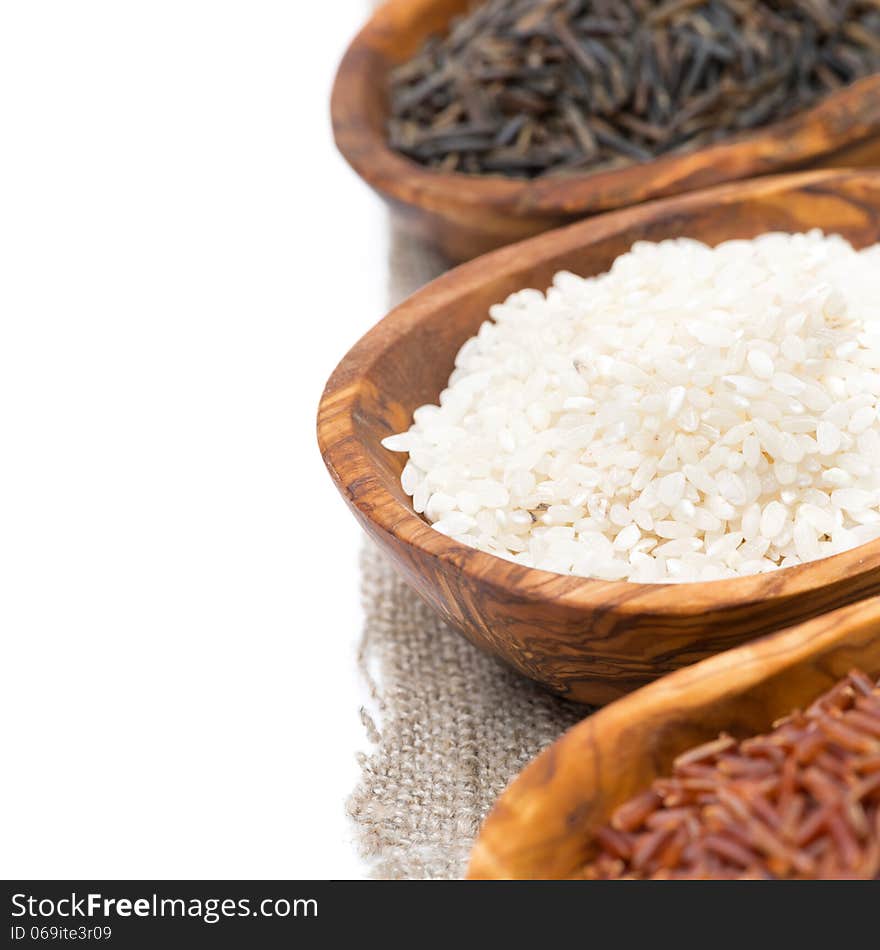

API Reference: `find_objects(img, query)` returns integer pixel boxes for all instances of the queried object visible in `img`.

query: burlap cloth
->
[347,226,587,879]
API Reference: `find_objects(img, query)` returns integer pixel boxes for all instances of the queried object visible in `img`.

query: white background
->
[1,1,386,878]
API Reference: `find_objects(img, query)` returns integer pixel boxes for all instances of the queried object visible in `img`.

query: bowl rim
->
[330,0,880,220]
[317,167,880,619]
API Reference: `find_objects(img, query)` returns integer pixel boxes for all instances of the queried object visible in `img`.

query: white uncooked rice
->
[383,232,880,583]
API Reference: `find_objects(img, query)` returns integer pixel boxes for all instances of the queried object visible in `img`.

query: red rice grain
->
[579,671,880,879]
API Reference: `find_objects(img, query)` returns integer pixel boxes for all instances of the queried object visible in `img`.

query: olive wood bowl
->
[317,168,880,706]
[467,594,880,878]
[331,0,880,262]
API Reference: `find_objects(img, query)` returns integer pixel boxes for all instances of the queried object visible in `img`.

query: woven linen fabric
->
[347,226,586,879]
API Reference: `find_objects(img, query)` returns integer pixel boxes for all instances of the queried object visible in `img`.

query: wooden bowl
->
[331,0,880,262]
[467,594,880,879]
[317,168,880,706]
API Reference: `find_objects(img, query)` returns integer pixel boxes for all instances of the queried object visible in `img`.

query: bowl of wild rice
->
[331,0,880,261]
[467,596,880,879]
[317,168,880,704]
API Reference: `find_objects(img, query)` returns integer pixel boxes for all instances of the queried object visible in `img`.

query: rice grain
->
[383,233,880,583]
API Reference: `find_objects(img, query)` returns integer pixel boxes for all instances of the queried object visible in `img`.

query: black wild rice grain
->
[388,0,880,179]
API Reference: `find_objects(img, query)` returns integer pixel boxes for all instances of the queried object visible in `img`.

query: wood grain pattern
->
[331,0,880,262]
[317,169,880,706]
[467,595,880,879]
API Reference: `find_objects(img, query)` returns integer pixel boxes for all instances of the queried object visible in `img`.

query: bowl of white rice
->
[318,169,880,704]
